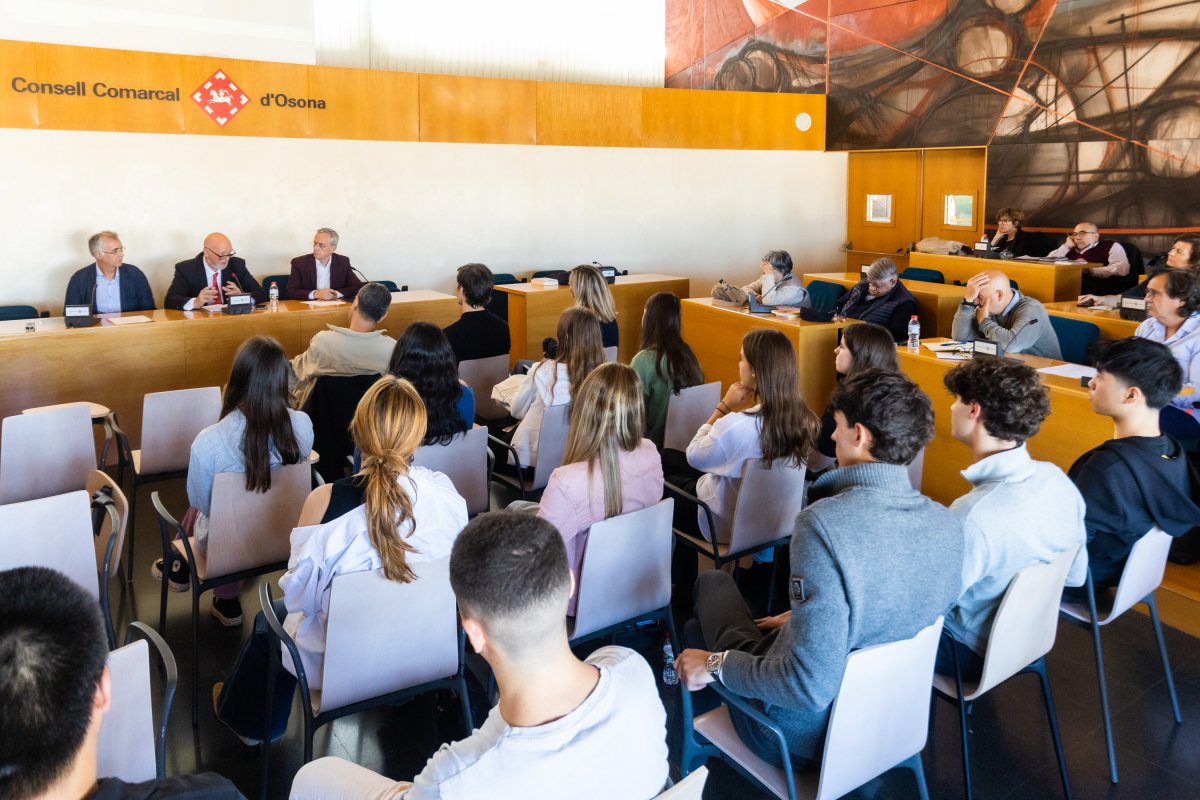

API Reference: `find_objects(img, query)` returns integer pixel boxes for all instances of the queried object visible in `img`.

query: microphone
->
[89,280,97,315]
[226,268,244,294]
[351,266,370,284]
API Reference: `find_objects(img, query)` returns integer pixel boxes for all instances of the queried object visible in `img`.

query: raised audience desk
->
[495,273,690,366]
[0,291,457,457]
[801,271,963,338]
[681,298,847,411]
[1043,301,1139,341]
[908,252,1085,303]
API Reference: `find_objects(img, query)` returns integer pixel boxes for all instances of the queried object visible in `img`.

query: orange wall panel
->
[921,147,987,244]
[307,66,418,142]
[642,87,824,150]
[847,150,921,255]
[536,82,642,148]
[419,74,536,145]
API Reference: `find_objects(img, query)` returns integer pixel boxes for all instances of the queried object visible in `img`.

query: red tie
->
[212,271,221,303]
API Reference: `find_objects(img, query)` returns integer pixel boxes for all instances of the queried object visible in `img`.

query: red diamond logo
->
[191,70,249,127]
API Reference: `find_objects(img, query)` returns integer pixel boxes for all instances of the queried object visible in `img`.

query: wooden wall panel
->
[536,82,642,148]
[1,41,41,128]
[642,88,825,150]
[921,148,987,245]
[846,150,921,258]
[419,74,537,145]
[307,66,418,142]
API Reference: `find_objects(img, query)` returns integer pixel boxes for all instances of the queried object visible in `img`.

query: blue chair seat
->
[1047,315,1100,365]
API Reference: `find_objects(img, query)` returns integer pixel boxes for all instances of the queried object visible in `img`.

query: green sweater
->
[630,349,672,448]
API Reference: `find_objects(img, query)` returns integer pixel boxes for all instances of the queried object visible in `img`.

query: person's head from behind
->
[1146,269,1200,325]
[943,358,1050,447]
[456,263,494,309]
[639,292,703,393]
[865,258,899,297]
[569,264,616,323]
[828,369,934,467]
[834,322,900,376]
[1088,338,1182,418]
[352,376,428,582]
[760,250,793,280]
[556,307,605,392]
[563,363,644,518]
[1166,234,1200,270]
[0,567,109,800]
[451,512,571,666]
[223,335,302,492]
[352,282,391,326]
[388,322,466,445]
[740,329,819,467]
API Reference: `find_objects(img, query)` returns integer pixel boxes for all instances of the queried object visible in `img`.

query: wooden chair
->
[414,425,490,515]
[97,621,177,782]
[663,382,721,452]
[0,404,95,504]
[23,400,123,472]
[603,345,619,363]
[458,354,511,422]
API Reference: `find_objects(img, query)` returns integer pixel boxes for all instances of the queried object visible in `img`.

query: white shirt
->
[401,646,669,799]
[1135,312,1200,409]
[508,360,571,467]
[1047,240,1130,278]
[182,261,224,310]
[685,406,763,542]
[309,257,343,300]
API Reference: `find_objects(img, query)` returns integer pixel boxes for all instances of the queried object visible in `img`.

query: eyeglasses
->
[205,246,236,260]
[868,279,895,290]
[99,247,125,255]
[313,241,335,250]
[1144,288,1163,299]
[1071,230,1098,237]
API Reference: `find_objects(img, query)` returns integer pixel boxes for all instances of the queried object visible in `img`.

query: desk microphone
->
[351,266,370,285]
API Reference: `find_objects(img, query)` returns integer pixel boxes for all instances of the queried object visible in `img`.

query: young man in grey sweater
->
[676,370,964,769]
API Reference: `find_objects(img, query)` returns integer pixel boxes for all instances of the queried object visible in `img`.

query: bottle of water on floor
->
[269,281,279,312]
[662,640,678,686]
[907,315,920,352]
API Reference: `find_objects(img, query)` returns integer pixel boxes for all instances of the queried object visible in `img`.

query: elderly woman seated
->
[740,250,810,307]
[832,257,918,342]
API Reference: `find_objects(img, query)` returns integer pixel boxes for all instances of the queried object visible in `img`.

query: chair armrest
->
[123,621,177,780]
[662,480,719,562]
[709,683,798,799]
[257,582,314,722]
[150,492,199,586]
[487,433,528,500]
[110,415,132,467]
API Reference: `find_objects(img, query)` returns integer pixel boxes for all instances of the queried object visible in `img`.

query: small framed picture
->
[866,194,892,224]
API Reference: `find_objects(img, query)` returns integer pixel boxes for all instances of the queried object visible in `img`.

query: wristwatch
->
[706,651,726,681]
[960,299,979,309]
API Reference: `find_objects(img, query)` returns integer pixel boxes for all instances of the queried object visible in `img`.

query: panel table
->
[1043,301,1139,342]
[908,252,1086,303]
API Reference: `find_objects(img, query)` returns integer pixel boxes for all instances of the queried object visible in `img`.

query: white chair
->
[414,424,489,516]
[152,461,311,724]
[906,447,926,491]
[97,621,177,782]
[259,560,472,793]
[663,381,721,452]
[655,767,709,799]
[1059,528,1181,784]
[459,354,511,421]
[116,386,221,580]
[489,402,570,500]
[0,404,95,504]
[680,618,944,800]
[88,469,128,646]
[22,400,121,470]
[603,345,619,363]
[934,549,1078,800]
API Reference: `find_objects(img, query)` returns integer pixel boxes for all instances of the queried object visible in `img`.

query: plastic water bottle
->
[269,281,279,312]
[907,315,921,352]
[662,640,678,686]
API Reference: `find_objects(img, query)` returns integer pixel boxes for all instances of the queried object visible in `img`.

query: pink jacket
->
[538,439,664,614]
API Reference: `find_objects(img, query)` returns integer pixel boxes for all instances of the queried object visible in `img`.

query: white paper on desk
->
[935,352,971,361]
[103,315,153,326]
[202,303,226,312]
[303,300,347,306]
[923,341,963,351]
[1037,363,1097,380]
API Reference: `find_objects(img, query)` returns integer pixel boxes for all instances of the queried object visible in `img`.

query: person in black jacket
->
[164,232,266,310]
[443,262,511,363]
[64,231,155,314]
[987,207,1053,258]
[832,257,917,342]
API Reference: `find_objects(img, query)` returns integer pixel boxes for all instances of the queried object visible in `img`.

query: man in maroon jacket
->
[286,227,364,301]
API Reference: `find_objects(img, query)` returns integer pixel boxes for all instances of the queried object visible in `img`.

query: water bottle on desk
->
[907,315,921,352]
[662,640,678,686]
[269,282,279,312]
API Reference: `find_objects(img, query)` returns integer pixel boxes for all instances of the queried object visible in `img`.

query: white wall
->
[4,128,847,311]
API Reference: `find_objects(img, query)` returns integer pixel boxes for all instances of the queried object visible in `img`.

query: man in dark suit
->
[64,230,156,313]
[286,227,363,301]
[164,232,266,310]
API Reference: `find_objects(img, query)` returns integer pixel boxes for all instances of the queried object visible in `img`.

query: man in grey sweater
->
[951,270,1061,359]
[677,370,964,769]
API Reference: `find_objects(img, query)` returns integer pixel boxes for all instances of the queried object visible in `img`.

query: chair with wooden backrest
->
[413,425,489,516]
[0,404,95,504]
[458,354,512,422]
[152,461,311,724]
[258,559,472,794]
[680,618,943,800]
[906,447,926,492]
[97,621,177,782]
[655,767,709,799]
[663,382,721,452]
[117,386,221,580]
[603,345,619,363]
[1059,528,1181,784]
[934,549,1078,800]
[488,402,570,501]
[23,400,123,473]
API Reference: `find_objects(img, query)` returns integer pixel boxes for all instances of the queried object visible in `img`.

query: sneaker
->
[210,597,243,627]
[212,683,261,746]
[151,558,190,592]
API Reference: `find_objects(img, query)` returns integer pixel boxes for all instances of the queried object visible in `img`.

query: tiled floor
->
[119,478,1200,799]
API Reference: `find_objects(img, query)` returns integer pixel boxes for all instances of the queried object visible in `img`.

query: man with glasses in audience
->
[1046,221,1131,295]
[952,269,1061,359]
[64,230,156,314]
[287,227,363,301]
[831,256,917,342]
[165,232,265,310]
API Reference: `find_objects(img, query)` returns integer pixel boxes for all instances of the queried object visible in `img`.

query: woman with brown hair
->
[570,264,619,349]
[630,292,704,447]
[816,322,901,460]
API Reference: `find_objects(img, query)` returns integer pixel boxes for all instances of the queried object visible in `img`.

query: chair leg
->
[902,752,930,800]
[303,714,315,763]
[457,676,474,734]
[125,483,138,584]
[1028,659,1072,800]
[1086,618,1118,783]
[191,590,201,726]
[158,547,170,635]
[945,638,973,800]
[1145,595,1183,724]
[261,654,277,800]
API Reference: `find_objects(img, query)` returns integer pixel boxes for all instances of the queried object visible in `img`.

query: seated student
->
[389,322,475,442]
[816,322,900,461]
[951,269,1061,359]
[1068,338,1200,595]
[290,512,669,799]
[165,232,266,310]
[212,376,468,743]
[987,207,1053,258]
[1046,222,1133,295]
[832,257,917,341]
[676,370,963,770]
[629,292,704,447]
[152,336,314,627]
[570,263,620,350]
[443,262,511,363]
[740,250,810,308]
[1079,233,1200,307]
[289,282,395,407]
[287,227,364,301]
[64,230,155,313]
[1135,269,1200,408]
[0,567,243,800]
[938,358,1087,679]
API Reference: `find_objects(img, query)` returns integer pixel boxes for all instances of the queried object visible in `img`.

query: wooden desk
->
[495,273,690,366]
[681,298,848,411]
[1044,301,1139,341]
[802,271,963,338]
[908,252,1085,304]
[899,341,1113,505]
[0,291,457,458]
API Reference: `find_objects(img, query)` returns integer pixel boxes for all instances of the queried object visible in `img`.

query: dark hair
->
[1092,338,1183,410]
[1158,269,1200,316]
[828,369,934,465]
[0,567,108,800]
[841,323,900,376]
[639,292,703,395]
[456,263,494,308]
[222,336,303,492]
[943,358,1050,442]
[388,323,468,446]
[1174,234,1200,269]
[762,250,793,277]
[742,329,820,467]
[355,282,392,323]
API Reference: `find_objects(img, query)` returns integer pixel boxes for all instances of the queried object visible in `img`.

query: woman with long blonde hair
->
[570,263,619,349]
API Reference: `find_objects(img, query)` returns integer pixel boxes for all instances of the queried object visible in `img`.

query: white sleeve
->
[509,362,542,420]
[1046,244,1070,259]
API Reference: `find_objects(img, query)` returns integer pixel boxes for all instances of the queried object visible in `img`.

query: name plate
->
[64,304,96,328]
[65,305,90,317]
[227,294,254,314]
[1120,297,1146,310]
[861,265,871,275]
[972,340,1001,358]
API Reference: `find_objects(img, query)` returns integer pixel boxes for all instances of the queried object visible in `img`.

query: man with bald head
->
[165,232,266,310]
[952,270,1062,359]
[1047,221,1132,295]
